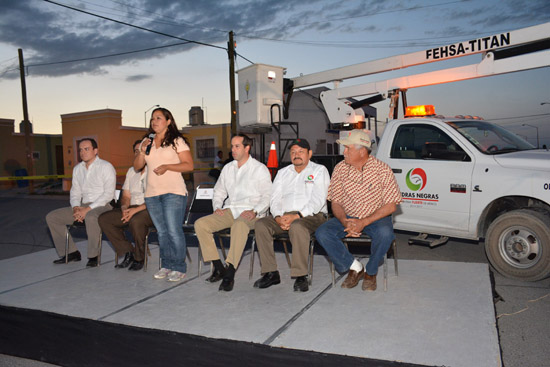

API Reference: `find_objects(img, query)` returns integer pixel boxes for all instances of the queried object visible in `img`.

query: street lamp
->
[522,123,539,149]
[144,104,160,127]
[541,102,550,105]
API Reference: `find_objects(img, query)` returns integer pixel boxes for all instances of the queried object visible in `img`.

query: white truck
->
[239,22,550,281]
[372,105,550,281]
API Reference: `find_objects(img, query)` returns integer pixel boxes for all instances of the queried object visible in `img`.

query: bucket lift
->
[289,22,550,123]
[236,22,549,161]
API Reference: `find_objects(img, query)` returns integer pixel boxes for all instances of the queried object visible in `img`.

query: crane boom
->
[320,49,550,123]
[291,22,549,89]
[288,22,550,123]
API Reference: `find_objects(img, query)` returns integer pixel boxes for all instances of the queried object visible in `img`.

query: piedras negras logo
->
[406,168,427,191]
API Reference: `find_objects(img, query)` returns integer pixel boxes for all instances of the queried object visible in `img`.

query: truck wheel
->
[485,209,550,281]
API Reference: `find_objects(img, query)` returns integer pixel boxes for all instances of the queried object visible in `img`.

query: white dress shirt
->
[213,156,272,218]
[270,160,330,218]
[122,167,147,206]
[70,156,116,209]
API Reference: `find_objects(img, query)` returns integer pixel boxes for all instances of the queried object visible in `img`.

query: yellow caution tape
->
[0,168,215,181]
[0,174,72,181]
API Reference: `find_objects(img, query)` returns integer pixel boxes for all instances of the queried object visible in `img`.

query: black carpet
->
[0,305,432,367]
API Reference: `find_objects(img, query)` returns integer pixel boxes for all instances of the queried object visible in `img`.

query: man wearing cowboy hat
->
[315,130,402,291]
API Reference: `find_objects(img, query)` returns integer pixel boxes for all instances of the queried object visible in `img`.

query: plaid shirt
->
[328,156,402,218]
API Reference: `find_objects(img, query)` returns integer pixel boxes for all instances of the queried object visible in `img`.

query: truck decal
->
[406,168,427,191]
[450,184,467,193]
[426,33,510,60]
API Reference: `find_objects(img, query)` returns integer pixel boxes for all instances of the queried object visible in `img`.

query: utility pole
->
[18,48,34,193]
[228,31,237,135]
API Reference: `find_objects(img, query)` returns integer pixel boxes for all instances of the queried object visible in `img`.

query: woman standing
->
[134,107,194,281]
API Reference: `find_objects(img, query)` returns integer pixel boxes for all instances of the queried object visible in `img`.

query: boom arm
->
[320,49,550,123]
[289,22,550,123]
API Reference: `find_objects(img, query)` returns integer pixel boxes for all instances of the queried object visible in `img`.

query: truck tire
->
[485,209,550,281]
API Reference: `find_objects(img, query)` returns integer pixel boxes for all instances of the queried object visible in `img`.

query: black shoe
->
[53,251,81,264]
[115,252,134,269]
[206,267,225,283]
[86,257,98,267]
[253,271,281,289]
[293,276,309,292]
[128,260,144,271]
[219,277,234,292]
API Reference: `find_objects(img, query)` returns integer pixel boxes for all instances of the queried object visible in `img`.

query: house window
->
[196,138,215,159]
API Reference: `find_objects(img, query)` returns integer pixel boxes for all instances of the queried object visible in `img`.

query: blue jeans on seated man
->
[145,194,188,273]
[315,216,394,276]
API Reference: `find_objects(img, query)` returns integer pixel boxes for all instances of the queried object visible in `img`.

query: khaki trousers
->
[254,212,326,277]
[194,209,257,268]
[46,204,112,258]
[98,207,154,261]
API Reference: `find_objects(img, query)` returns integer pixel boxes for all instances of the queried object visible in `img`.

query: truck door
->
[384,122,475,235]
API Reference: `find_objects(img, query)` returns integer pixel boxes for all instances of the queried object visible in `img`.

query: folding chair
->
[213,228,256,280]
[144,226,192,271]
[331,236,398,291]
[65,222,102,265]
[180,185,221,276]
[264,233,316,285]
[182,185,256,278]
[65,189,120,266]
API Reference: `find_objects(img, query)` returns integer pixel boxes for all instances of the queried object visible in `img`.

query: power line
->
[42,0,254,65]
[72,0,229,34]
[291,0,469,27]
[26,42,191,67]
[486,113,550,123]
[237,27,514,49]
[238,0,469,41]
[43,0,227,51]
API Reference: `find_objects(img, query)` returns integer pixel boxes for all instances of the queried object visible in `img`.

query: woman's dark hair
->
[145,107,189,150]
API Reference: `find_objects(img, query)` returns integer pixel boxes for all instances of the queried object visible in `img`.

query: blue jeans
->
[145,194,187,273]
[315,216,395,276]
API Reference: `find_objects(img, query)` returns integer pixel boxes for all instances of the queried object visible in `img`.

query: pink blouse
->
[143,137,189,197]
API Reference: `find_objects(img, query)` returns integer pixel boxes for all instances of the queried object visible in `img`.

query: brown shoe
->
[362,273,377,291]
[341,268,364,289]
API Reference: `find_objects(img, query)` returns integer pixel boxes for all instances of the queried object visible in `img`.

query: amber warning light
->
[405,105,436,117]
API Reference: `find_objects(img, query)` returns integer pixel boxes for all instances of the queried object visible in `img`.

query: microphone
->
[145,133,155,155]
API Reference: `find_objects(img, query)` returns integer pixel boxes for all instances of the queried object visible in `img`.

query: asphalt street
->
[0,190,548,367]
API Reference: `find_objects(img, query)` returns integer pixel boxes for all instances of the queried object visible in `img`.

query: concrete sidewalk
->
[0,193,549,366]
[1,241,500,367]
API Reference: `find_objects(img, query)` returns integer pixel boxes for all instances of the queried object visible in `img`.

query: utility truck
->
[238,22,550,281]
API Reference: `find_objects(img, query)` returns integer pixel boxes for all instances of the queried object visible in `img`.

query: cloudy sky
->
[1,0,549,146]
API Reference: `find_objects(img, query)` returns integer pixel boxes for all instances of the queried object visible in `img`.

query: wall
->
[181,123,231,186]
[0,118,62,188]
[61,109,147,188]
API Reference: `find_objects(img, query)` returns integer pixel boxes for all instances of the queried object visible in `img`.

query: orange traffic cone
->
[267,141,278,179]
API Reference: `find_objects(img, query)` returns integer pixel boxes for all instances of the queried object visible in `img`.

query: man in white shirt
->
[253,139,330,292]
[98,141,153,271]
[46,138,116,267]
[195,134,271,292]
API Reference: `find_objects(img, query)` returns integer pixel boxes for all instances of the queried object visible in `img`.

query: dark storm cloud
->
[0,0,548,79]
[126,74,152,82]
[0,0,320,79]
[439,0,549,35]
[473,0,550,28]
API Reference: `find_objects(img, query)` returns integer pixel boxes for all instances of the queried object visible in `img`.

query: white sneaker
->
[154,268,171,279]
[167,271,186,282]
